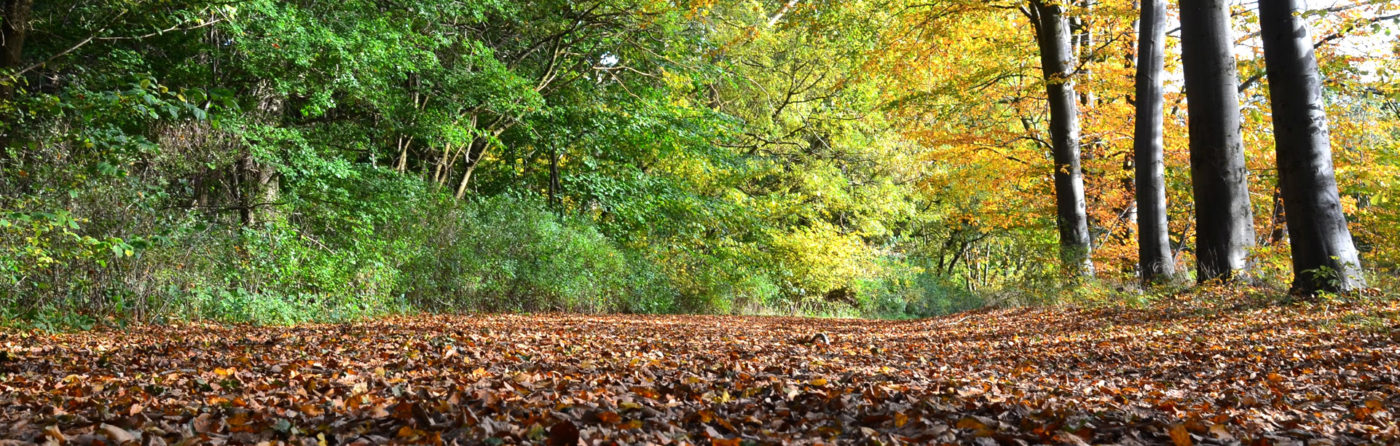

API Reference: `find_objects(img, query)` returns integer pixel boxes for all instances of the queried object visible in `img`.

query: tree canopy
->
[2,0,1399,324]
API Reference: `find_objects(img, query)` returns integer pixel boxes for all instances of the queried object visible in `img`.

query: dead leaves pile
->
[1,296,1398,445]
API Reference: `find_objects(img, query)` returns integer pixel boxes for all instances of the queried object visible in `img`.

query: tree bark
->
[237,154,279,226]
[1133,0,1174,282]
[1258,0,1365,293]
[394,135,413,173]
[255,161,279,224]
[0,0,29,83]
[432,142,456,186]
[0,0,28,69]
[1075,0,1096,108]
[455,138,488,200]
[1031,0,1095,277]
[1265,188,1287,245]
[0,0,34,157]
[547,148,561,207]
[1179,0,1255,282]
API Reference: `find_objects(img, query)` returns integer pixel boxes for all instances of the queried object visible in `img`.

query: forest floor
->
[2,294,1398,445]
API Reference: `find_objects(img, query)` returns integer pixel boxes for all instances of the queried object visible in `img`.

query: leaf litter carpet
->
[2,298,1398,445]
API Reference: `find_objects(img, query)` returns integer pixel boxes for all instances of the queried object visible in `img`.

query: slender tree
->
[1258,0,1365,292]
[0,0,34,158]
[1073,0,1095,108]
[1030,0,1094,277]
[1133,0,1174,282]
[1178,0,1254,282]
[0,0,29,77]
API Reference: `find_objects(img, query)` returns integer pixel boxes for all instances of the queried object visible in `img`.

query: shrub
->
[393,194,674,313]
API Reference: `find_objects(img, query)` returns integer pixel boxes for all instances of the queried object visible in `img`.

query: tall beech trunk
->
[1258,0,1365,293]
[1031,0,1094,277]
[1133,0,1174,282]
[1179,0,1254,282]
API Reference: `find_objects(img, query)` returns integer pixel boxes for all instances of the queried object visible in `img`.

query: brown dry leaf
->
[596,411,622,424]
[42,425,64,442]
[299,404,324,417]
[191,413,219,434]
[1169,424,1192,446]
[547,420,579,446]
[97,424,136,444]
[1208,424,1234,441]
[396,425,423,439]
[955,416,987,431]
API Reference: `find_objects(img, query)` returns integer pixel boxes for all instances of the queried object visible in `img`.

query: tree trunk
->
[432,142,452,185]
[1075,0,1096,108]
[1258,0,1365,293]
[547,148,561,207]
[255,162,280,224]
[453,124,511,200]
[237,154,279,226]
[1133,0,1174,282]
[455,138,486,200]
[0,0,28,70]
[1031,0,1095,277]
[1179,0,1255,282]
[394,136,413,173]
[233,160,250,226]
[1265,188,1287,245]
[0,0,33,158]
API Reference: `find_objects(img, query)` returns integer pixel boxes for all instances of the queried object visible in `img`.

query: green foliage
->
[0,0,1114,324]
[854,264,986,319]
[393,194,673,313]
[5,0,1394,327]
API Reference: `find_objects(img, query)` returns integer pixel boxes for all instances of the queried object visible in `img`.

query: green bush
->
[394,194,674,313]
[855,262,986,319]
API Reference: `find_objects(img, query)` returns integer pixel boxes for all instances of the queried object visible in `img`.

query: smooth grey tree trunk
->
[1179,0,1255,282]
[1133,0,1174,282]
[1258,0,1365,293]
[1031,0,1094,277]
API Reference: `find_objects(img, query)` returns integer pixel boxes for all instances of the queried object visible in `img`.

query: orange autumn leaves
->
[879,0,1184,271]
[2,294,1399,444]
[877,0,1400,276]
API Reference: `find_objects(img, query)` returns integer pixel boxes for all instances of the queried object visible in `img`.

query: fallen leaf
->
[547,420,579,446]
[98,424,136,444]
[1169,424,1192,446]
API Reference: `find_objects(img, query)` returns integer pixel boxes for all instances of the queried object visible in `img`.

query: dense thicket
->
[1,0,1397,325]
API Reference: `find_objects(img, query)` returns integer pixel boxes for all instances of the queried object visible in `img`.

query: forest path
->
[2,295,1398,445]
